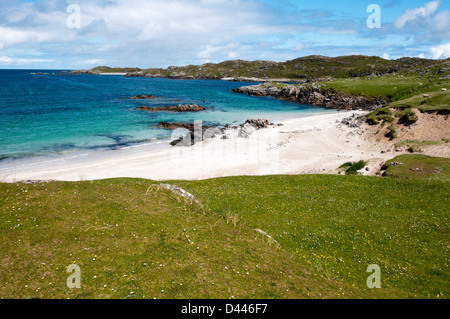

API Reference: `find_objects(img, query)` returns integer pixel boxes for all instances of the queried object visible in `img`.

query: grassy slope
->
[0,173,448,299]
[383,154,450,181]
[0,179,359,299]
[176,174,449,299]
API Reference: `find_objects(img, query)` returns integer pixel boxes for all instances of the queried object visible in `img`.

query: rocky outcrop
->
[238,119,270,138]
[170,126,224,147]
[341,114,364,128]
[168,118,270,146]
[158,122,210,131]
[130,95,158,99]
[137,104,206,112]
[244,119,269,129]
[70,69,100,75]
[221,77,304,83]
[232,83,386,111]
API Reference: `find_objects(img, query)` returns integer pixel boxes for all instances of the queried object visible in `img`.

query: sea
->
[0,70,332,164]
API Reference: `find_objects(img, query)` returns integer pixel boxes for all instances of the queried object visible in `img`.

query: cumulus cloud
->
[394,1,440,29]
[0,0,298,67]
[0,0,447,68]
[427,43,450,59]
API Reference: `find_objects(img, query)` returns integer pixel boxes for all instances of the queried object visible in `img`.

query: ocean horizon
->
[0,69,332,163]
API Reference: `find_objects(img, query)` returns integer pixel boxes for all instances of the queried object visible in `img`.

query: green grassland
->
[322,71,449,129]
[1,166,448,299]
[0,179,369,299]
[383,154,450,181]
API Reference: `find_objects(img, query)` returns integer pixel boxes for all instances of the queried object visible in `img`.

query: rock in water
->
[130,95,158,99]
[137,104,206,112]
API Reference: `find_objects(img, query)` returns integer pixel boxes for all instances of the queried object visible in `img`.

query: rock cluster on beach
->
[168,126,225,147]
[232,83,386,111]
[158,122,211,131]
[341,114,364,128]
[238,119,270,138]
[136,104,206,112]
[165,118,271,146]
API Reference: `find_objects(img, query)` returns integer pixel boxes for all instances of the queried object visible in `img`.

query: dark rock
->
[389,162,404,166]
[244,118,269,129]
[167,123,223,147]
[130,95,158,99]
[137,104,206,112]
[232,83,385,111]
[341,114,364,128]
[158,122,210,131]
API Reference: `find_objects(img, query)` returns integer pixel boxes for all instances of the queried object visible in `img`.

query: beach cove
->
[0,110,398,182]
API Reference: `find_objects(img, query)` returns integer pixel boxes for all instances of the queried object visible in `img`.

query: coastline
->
[0,110,399,182]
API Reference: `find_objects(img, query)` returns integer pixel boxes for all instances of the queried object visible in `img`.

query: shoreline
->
[0,110,399,183]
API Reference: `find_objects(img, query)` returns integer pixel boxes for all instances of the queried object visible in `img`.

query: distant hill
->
[74,55,450,80]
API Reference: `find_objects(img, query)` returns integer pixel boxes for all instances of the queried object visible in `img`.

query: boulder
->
[238,123,255,138]
[244,119,269,129]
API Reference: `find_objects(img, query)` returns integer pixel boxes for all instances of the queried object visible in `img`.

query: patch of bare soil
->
[364,110,450,158]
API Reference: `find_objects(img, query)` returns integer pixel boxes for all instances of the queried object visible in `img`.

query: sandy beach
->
[0,110,400,182]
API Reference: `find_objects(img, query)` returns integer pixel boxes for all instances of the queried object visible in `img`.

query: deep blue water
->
[0,70,330,160]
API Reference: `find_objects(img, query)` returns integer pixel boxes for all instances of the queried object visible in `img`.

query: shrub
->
[366,107,394,125]
[397,109,418,126]
[340,160,367,175]
[385,125,397,140]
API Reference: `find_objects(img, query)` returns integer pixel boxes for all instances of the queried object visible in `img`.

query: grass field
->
[1,162,448,299]
[176,173,449,299]
[322,74,449,128]
[383,154,450,181]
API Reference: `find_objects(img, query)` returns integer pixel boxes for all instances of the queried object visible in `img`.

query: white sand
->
[0,110,398,182]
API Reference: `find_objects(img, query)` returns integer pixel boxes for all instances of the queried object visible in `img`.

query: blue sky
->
[0,0,449,69]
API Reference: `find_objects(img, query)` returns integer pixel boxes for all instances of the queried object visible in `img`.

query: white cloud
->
[382,53,390,60]
[0,0,293,67]
[0,56,54,65]
[227,52,238,59]
[0,26,62,48]
[293,43,306,51]
[394,1,440,29]
[428,43,450,59]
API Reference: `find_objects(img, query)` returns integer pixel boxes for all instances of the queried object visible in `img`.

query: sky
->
[0,0,449,69]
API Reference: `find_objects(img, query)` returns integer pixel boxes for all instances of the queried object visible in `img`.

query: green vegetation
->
[383,154,450,181]
[84,55,450,81]
[176,173,449,299]
[366,107,394,125]
[1,168,447,299]
[0,179,363,299]
[395,140,444,153]
[320,65,448,134]
[395,108,418,126]
[339,161,367,175]
[90,66,142,73]
[385,125,398,140]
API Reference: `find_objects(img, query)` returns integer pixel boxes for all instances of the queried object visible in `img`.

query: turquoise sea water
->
[0,70,331,161]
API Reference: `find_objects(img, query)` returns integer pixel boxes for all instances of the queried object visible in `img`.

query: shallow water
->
[0,70,332,161]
